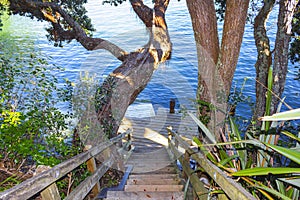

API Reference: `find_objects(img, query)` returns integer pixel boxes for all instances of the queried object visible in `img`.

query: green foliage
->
[102,0,126,6]
[228,78,254,116]
[215,0,265,23]
[1,0,95,47]
[194,99,214,126]
[192,107,300,199]
[232,167,300,176]
[72,72,108,146]
[0,39,77,168]
[56,164,90,199]
[260,109,300,121]
[94,75,118,138]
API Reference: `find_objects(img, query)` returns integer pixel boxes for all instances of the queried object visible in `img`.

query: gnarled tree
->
[4,0,172,138]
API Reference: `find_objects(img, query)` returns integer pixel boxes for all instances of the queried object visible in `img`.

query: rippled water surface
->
[3,0,300,119]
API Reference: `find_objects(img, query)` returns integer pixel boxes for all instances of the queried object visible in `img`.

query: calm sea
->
[2,0,300,120]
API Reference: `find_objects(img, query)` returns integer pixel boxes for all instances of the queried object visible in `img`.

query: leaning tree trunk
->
[95,0,172,138]
[10,0,172,140]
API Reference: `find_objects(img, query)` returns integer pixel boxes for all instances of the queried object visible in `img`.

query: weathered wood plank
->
[128,174,179,179]
[106,191,184,200]
[169,129,256,200]
[169,141,208,199]
[134,166,176,174]
[125,184,184,192]
[0,132,129,200]
[127,178,180,185]
[40,183,61,200]
[64,157,114,200]
[85,146,100,197]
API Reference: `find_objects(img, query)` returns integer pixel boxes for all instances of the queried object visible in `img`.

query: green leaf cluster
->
[191,103,300,199]
[0,38,78,169]
[0,0,95,47]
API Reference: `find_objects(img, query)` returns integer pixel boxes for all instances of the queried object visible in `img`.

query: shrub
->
[0,40,77,169]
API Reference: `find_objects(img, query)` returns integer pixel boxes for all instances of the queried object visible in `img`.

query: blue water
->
[2,0,300,119]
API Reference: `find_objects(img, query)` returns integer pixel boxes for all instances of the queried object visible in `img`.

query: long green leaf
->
[184,176,190,200]
[281,131,300,143]
[260,108,300,121]
[270,97,286,129]
[275,180,286,196]
[232,167,300,176]
[254,185,292,200]
[193,136,216,162]
[263,143,300,165]
[229,117,242,141]
[278,177,300,189]
[188,112,216,144]
[264,66,273,131]
[219,154,239,166]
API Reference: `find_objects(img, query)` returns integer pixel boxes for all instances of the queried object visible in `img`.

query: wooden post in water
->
[84,145,100,197]
[169,98,175,113]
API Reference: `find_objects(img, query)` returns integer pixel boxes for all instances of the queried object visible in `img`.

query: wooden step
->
[106,191,184,200]
[127,158,172,162]
[127,178,181,185]
[129,173,179,180]
[125,184,184,192]
[131,166,176,174]
[129,149,169,156]
[128,156,171,161]
[127,162,173,168]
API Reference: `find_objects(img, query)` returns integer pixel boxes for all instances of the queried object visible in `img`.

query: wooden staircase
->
[105,134,185,199]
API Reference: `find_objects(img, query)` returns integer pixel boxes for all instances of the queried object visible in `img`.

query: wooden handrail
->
[0,130,132,200]
[167,127,256,200]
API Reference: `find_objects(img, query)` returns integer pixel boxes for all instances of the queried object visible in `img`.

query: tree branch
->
[10,0,128,61]
[219,0,250,94]
[186,0,219,64]
[129,0,153,27]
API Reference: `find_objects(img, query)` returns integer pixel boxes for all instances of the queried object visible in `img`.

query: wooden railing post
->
[183,151,189,180]
[36,166,61,200]
[127,133,131,151]
[167,126,173,147]
[84,145,100,197]
[41,183,61,200]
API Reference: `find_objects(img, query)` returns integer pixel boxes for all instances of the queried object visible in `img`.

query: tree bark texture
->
[272,0,297,114]
[253,0,275,120]
[186,0,249,140]
[8,0,172,139]
[220,0,250,93]
[254,0,297,120]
